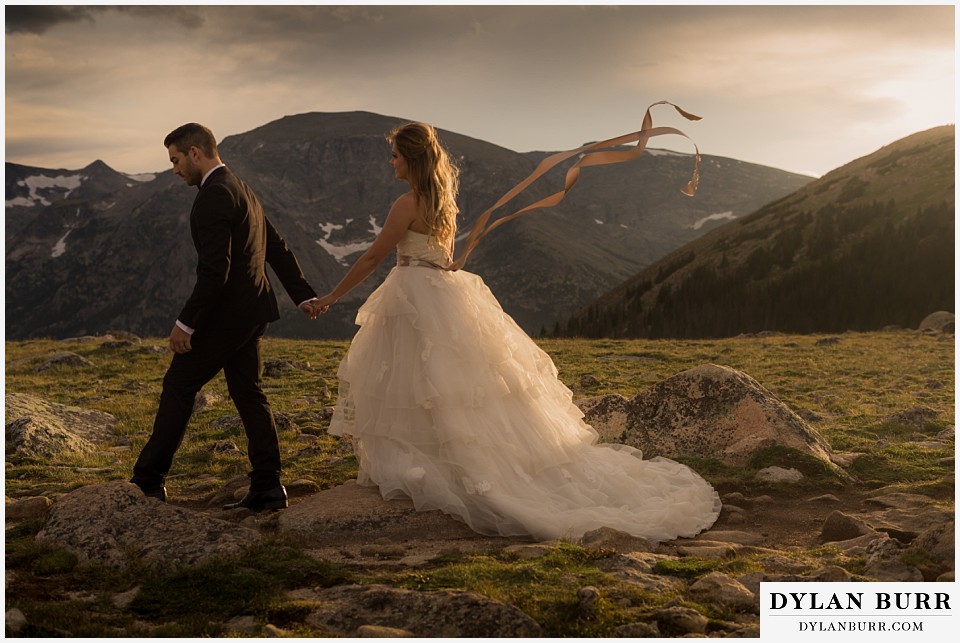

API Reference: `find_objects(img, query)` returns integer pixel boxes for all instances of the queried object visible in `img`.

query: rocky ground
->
[4,327,955,637]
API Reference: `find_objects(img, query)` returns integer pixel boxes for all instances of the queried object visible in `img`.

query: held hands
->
[299,294,336,320]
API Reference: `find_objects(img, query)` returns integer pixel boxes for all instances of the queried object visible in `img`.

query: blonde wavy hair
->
[388,122,460,253]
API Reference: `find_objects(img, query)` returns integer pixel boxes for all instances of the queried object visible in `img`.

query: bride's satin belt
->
[396,254,451,270]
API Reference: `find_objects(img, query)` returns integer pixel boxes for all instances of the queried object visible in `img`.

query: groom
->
[131,122,320,511]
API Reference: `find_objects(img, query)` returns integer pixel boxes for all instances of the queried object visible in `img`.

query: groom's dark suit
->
[132,166,316,493]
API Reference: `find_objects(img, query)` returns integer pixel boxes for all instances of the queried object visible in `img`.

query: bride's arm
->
[315,194,418,311]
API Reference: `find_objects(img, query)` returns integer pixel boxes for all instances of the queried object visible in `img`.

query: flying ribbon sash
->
[449,100,702,271]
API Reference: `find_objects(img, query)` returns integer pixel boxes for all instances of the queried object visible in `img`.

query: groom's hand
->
[169,324,193,354]
[299,298,320,320]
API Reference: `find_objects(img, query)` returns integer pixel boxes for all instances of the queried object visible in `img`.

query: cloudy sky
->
[4,3,955,177]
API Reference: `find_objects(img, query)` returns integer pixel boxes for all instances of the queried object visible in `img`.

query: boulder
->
[905,521,954,580]
[579,526,653,553]
[6,417,95,461]
[918,311,954,333]
[654,606,708,636]
[755,466,803,483]
[580,364,835,466]
[5,496,53,521]
[5,392,117,462]
[820,511,876,543]
[688,572,756,612]
[883,406,939,429]
[279,481,480,546]
[36,481,259,570]
[862,536,923,582]
[36,352,93,372]
[291,584,542,637]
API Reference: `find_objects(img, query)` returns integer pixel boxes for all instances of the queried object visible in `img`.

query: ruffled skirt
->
[329,265,721,542]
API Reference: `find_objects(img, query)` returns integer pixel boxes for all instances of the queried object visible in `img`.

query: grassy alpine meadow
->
[4,330,955,636]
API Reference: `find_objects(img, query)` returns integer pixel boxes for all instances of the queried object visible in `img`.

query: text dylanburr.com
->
[760,582,955,639]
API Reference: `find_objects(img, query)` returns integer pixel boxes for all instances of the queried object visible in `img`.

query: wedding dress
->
[329,229,721,542]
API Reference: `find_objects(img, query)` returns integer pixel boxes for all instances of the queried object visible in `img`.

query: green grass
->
[4,331,954,636]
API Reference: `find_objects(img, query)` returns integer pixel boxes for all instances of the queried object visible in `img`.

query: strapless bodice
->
[396,230,452,268]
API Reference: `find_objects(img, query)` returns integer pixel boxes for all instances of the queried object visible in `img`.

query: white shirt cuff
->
[175,320,195,335]
[299,297,318,307]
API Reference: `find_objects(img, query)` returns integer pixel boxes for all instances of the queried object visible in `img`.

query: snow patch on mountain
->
[6,173,85,207]
[691,211,737,230]
[316,215,382,265]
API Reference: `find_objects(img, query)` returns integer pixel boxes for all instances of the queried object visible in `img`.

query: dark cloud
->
[4,5,204,34]
[5,6,96,34]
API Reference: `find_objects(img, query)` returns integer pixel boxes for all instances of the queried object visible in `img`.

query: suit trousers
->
[131,323,282,492]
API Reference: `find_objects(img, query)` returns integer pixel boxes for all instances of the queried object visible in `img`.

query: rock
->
[36,482,259,570]
[807,565,852,582]
[5,608,27,634]
[226,615,261,636]
[278,481,481,547]
[815,337,841,346]
[918,311,954,333]
[357,624,414,637]
[5,496,53,521]
[262,624,290,637]
[935,425,955,441]
[575,394,630,442]
[62,335,100,344]
[677,544,739,559]
[614,622,661,637]
[36,352,93,372]
[905,521,954,580]
[193,391,223,413]
[862,536,923,581]
[755,466,803,483]
[112,586,141,609]
[5,392,117,462]
[579,374,602,388]
[884,406,939,429]
[827,532,888,555]
[263,359,312,377]
[6,417,95,461]
[595,553,687,592]
[654,606,708,636]
[293,584,541,637]
[582,365,837,467]
[821,511,876,543]
[577,585,600,616]
[579,526,653,553]
[287,479,321,495]
[829,451,865,467]
[688,572,756,612]
[105,330,141,342]
[727,624,762,637]
[101,339,137,349]
[209,439,243,455]
[806,494,841,503]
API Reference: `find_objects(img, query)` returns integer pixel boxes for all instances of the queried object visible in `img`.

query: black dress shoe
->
[140,486,167,502]
[223,485,287,511]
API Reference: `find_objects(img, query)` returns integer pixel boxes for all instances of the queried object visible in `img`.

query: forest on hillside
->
[559,199,954,338]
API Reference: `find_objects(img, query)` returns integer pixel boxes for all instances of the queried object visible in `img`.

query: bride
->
[312,122,721,542]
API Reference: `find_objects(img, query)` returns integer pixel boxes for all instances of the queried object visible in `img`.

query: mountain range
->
[5,110,813,340]
[554,125,955,338]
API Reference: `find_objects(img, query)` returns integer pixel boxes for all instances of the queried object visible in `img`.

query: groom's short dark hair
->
[164,123,218,159]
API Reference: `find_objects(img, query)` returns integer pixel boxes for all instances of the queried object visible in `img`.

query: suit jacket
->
[178,166,316,330]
